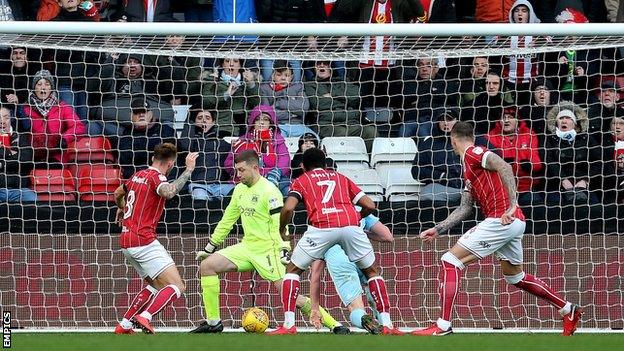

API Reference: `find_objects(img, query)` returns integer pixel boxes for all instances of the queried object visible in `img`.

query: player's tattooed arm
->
[157,152,198,200]
[483,152,518,209]
[434,191,475,234]
[158,169,193,199]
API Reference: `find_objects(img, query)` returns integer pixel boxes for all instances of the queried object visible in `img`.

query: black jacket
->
[396,74,460,124]
[256,0,325,23]
[118,123,176,179]
[178,124,230,184]
[0,128,33,189]
[586,103,624,144]
[0,59,41,104]
[544,133,605,191]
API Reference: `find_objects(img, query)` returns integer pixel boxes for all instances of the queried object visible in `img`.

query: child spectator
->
[259,60,313,137]
[224,105,291,195]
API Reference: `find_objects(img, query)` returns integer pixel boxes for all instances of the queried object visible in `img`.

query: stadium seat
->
[320,137,369,168]
[285,137,300,159]
[66,136,115,163]
[76,165,123,202]
[340,169,384,202]
[379,165,423,202]
[370,138,417,168]
[30,169,76,201]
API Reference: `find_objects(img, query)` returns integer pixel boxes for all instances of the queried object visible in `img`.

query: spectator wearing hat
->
[587,81,624,145]
[17,69,87,164]
[461,70,515,136]
[118,97,177,179]
[520,77,558,139]
[224,105,291,195]
[0,106,36,202]
[411,109,491,205]
[178,109,234,201]
[290,132,336,180]
[259,60,314,138]
[544,101,605,206]
[202,57,260,136]
[487,106,543,206]
[304,60,376,151]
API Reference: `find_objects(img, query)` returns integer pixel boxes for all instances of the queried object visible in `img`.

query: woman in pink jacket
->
[16,70,86,164]
[224,105,291,195]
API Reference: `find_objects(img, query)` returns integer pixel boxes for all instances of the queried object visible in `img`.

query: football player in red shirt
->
[113,143,198,334]
[270,148,400,335]
[413,122,582,336]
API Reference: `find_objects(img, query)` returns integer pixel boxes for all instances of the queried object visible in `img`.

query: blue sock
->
[349,308,366,329]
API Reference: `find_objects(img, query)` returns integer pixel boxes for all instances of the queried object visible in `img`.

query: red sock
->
[514,273,566,309]
[123,286,156,320]
[368,276,390,313]
[440,261,462,322]
[281,274,300,313]
[142,285,181,318]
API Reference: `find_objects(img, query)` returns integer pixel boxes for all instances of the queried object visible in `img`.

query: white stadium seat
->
[377,165,423,202]
[340,169,384,202]
[320,137,369,168]
[370,137,417,167]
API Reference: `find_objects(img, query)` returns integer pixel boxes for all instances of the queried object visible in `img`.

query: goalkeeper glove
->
[196,240,217,261]
[280,248,291,265]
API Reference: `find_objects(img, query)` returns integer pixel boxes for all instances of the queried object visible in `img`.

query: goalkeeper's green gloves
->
[196,240,217,261]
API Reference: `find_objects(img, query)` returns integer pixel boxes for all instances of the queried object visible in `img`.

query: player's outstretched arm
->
[367,222,393,243]
[279,196,299,242]
[196,188,242,261]
[309,260,325,330]
[158,152,198,200]
[421,190,475,243]
[114,184,126,227]
[483,151,518,224]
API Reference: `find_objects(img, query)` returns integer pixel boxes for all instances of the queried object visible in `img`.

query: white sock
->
[284,312,296,328]
[436,318,451,331]
[139,311,153,321]
[207,319,221,326]
[120,318,133,329]
[559,302,572,316]
[379,312,392,328]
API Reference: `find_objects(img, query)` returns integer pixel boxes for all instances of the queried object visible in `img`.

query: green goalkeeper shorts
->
[217,242,285,282]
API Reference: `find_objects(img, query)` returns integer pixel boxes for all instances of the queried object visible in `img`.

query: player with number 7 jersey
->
[272,148,400,335]
[112,143,199,335]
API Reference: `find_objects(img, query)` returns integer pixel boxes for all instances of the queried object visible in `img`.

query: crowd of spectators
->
[0,0,622,228]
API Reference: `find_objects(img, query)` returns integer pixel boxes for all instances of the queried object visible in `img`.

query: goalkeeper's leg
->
[192,252,239,333]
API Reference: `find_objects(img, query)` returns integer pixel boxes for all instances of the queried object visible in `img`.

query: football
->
[241,307,270,333]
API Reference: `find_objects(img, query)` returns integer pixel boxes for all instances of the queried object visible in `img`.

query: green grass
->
[11,333,624,351]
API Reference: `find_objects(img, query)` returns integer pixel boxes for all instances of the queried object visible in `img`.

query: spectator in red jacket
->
[18,70,87,164]
[487,106,543,206]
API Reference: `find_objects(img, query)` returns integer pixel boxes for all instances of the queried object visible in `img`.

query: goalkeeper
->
[191,150,348,334]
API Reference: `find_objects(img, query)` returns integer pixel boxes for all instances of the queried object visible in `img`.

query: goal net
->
[0,22,622,331]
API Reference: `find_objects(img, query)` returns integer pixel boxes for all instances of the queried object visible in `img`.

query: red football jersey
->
[463,145,525,221]
[289,168,364,229]
[120,167,168,248]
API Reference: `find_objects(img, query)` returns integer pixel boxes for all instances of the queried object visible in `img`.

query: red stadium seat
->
[30,169,76,201]
[66,136,116,163]
[76,164,122,202]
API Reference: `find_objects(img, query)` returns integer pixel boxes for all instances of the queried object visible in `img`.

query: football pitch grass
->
[12,332,624,351]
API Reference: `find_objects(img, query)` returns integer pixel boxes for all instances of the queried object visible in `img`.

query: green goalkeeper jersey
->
[211,177,287,252]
